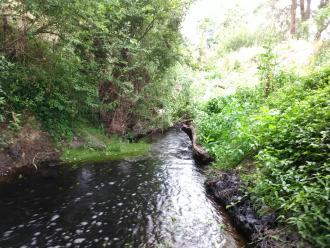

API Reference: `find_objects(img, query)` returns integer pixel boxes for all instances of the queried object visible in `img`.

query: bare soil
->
[0,124,59,183]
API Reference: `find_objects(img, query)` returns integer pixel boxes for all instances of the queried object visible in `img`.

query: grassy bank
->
[196,67,330,247]
[60,125,150,166]
[61,144,150,166]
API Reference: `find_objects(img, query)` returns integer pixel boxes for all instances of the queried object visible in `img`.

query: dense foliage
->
[0,0,191,139]
[132,64,196,131]
[251,69,330,246]
[1,0,329,246]
[197,66,330,246]
[197,89,260,168]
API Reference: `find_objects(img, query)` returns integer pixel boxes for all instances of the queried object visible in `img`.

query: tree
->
[300,0,312,21]
[300,0,306,20]
[290,0,298,37]
[314,0,330,40]
[306,0,312,19]
[0,0,192,137]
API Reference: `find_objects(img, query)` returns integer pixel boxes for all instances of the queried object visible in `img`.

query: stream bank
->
[204,166,313,248]
[180,124,311,248]
[0,121,150,184]
[0,123,59,184]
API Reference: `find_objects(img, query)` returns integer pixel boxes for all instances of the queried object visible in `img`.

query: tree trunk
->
[314,0,330,40]
[319,0,329,9]
[315,20,330,40]
[305,0,311,19]
[290,0,297,37]
[300,0,306,21]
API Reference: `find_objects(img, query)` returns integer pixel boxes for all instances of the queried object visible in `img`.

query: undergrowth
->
[196,66,330,246]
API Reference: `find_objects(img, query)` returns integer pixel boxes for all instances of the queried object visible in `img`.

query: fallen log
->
[181,124,212,165]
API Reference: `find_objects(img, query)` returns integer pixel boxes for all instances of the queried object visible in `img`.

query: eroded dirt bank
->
[0,124,59,183]
[0,119,166,183]
[205,168,313,248]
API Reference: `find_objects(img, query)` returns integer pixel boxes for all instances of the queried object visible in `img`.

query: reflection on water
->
[0,129,244,247]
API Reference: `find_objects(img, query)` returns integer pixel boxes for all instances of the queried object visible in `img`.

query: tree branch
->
[138,16,156,42]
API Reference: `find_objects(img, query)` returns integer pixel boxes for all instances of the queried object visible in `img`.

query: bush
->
[222,30,256,52]
[196,67,330,246]
[197,88,261,168]
[251,68,330,246]
[0,48,98,140]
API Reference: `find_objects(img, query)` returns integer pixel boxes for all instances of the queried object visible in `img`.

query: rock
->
[8,143,23,161]
[207,169,312,247]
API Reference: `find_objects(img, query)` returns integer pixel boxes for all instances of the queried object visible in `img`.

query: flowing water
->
[0,129,244,248]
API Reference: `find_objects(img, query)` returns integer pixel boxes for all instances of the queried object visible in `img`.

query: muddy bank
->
[206,170,276,247]
[205,168,312,248]
[0,120,167,183]
[0,124,59,184]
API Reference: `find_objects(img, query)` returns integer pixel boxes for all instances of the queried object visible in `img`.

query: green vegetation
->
[0,0,194,165]
[0,0,191,141]
[197,89,259,168]
[1,0,329,246]
[196,64,330,246]
[62,143,150,166]
[187,1,330,245]
[60,124,150,165]
[251,70,329,246]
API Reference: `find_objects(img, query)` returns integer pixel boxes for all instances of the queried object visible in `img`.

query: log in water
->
[0,129,244,248]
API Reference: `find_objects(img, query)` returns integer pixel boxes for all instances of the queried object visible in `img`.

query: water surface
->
[0,129,244,247]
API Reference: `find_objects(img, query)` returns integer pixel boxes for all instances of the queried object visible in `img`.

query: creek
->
[0,129,244,248]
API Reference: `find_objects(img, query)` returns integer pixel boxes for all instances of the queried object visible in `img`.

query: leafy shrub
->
[197,67,329,246]
[197,89,261,168]
[222,30,256,52]
[251,68,330,246]
[257,44,278,96]
[0,47,98,140]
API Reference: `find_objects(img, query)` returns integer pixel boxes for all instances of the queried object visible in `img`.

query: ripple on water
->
[0,129,244,248]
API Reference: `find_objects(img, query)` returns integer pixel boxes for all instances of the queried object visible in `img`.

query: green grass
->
[61,142,150,165]
[60,123,150,166]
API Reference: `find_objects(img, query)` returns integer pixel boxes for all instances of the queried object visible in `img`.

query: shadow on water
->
[0,129,245,248]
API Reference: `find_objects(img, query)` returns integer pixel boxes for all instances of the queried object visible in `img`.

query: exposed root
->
[32,151,57,171]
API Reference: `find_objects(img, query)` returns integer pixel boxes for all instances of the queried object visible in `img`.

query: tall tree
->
[300,0,312,21]
[300,0,306,20]
[290,0,298,37]
[306,0,311,19]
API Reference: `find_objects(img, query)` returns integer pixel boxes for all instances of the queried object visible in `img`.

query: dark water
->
[0,129,244,248]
